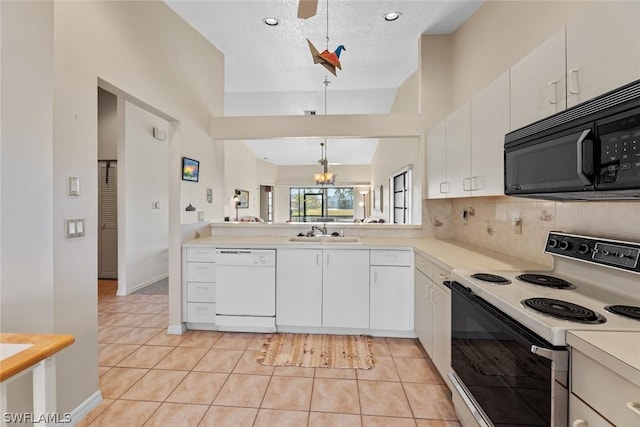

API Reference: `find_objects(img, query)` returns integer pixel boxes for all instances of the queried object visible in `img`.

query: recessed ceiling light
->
[262,17,280,26]
[383,12,402,22]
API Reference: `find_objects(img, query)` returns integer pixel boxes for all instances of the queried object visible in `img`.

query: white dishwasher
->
[215,249,276,332]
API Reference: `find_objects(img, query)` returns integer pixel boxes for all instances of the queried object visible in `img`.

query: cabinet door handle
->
[326,253,330,266]
[316,253,319,266]
[437,273,448,280]
[430,287,435,303]
[424,284,431,301]
[627,401,640,416]
[439,182,449,194]
[568,69,580,95]
[373,271,378,283]
[572,419,588,427]
[463,178,472,191]
[470,176,482,191]
[548,80,559,105]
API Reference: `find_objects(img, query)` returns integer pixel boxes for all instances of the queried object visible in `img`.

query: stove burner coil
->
[604,305,640,321]
[471,273,511,284]
[516,274,576,289]
[522,298,606,324]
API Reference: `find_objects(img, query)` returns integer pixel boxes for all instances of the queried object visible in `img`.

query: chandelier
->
[315,141,336,185]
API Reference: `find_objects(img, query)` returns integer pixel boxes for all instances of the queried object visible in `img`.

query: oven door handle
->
[531,345,568,371]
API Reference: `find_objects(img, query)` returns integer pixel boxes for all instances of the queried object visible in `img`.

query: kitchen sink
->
[287,236,361,244]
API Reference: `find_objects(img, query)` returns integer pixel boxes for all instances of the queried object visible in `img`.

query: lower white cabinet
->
[183,247,216,326]
[414,264,433,354]
[322,249,370,329]
[570,348,640,427]
[276,249,323,327]
[569,394,613,427]
[370,266,413,331]
[413,253,452,385]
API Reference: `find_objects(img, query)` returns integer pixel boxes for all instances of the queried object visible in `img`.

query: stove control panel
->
[545,232,640,273]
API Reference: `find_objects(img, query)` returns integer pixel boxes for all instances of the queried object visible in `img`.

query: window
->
[289,187,354,222]
[390,168,411,224]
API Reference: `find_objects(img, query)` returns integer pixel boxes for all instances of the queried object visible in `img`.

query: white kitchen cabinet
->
[413,252,452,388]
[370,250,413,332]
[425,103,472,199]
[183,247,216,327]
[414,254,433,354]
[570,348,640,427]
[510,27,566,130]
[470,71,510,197]
[426,120,448,199]
[566,1,640,108]
[322,249,370,329]
[445,102,472,198]
[276,249,323,327]
[431,272,451,385]
[569,394,613,427]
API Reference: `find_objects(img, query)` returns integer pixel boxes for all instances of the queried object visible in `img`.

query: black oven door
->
[505,126,595,196]
[449,282,567,427]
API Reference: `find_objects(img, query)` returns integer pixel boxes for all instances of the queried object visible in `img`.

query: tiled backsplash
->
[424,197,640,268]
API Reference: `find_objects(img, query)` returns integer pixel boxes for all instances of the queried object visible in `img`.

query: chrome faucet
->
[311,224,327,236]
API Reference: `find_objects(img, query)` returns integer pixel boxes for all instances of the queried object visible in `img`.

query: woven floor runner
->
[258,333,375,370]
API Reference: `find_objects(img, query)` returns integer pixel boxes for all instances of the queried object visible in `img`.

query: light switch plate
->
[67,176,80,196]
[65,218,85,238]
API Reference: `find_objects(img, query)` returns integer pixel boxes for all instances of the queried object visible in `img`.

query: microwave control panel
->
[598,114,640,185]
[545,232,640,273]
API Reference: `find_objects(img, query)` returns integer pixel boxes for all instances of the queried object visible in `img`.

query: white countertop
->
[567,330,640,386]
[183,235,547,272]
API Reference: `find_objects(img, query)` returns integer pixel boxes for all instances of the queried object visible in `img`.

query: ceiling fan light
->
[262,17,280,26]
[383,12,402,22]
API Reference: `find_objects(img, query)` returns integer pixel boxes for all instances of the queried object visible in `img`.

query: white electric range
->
[448,232,640,427]
[452,232,640,346]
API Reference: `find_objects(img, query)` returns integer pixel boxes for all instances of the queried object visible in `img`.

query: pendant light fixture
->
[314,75,336,186]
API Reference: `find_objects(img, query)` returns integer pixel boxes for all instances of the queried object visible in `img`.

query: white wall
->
[120,101,169,294]
[1,0,55,412]
[0,0,224,418]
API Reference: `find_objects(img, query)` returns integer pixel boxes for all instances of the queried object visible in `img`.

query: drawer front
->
[569,394,613,427]
[414,253,432,277]
[370,250,411,266]
[186,262,216,282]
[187,282,215,303]
[187,302,216,323]
[432,264,451,286]
[572,350,640,427]
[186,247,215,262]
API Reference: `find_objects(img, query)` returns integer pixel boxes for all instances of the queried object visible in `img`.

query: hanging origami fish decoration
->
[307,39,346,76]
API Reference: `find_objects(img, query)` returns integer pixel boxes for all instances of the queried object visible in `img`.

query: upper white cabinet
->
[445,103,472,198]
[510,28,566,130]
[426,73,508,199]
[566,1,640,108]
[470,71,510,197]
[426,121,447,199]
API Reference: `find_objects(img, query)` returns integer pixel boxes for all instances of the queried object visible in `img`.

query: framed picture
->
[373,185,383,212]
[182,157,199,182]
[236,189,249,208]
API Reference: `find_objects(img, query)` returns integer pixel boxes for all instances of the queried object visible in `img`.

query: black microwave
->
[504,79,640,200]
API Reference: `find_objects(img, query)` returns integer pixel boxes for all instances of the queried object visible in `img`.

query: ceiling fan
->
[297,0,318,19]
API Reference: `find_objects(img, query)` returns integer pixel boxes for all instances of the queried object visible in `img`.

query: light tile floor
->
[79,280,461,426]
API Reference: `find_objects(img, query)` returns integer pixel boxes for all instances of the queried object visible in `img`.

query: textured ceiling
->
[165,0,482,165]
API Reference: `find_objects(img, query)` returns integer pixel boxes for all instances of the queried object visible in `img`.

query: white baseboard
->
[167,323,186,335]
[120,273,169,296]
[64,390,102,427]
